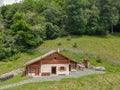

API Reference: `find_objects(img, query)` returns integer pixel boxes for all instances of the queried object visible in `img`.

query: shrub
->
[73,43,77,48]
[58,42,62,46]
[96,57,102,63]
[9,53,20,61]
[66,36,71,41]
[45,22,60,39]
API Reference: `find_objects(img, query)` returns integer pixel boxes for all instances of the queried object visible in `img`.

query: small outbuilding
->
[25,50,78,76]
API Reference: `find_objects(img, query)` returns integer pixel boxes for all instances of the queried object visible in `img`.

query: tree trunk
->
[111,24,113,34]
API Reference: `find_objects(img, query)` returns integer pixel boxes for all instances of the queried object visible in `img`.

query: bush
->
[66,36,71,41]
[57,42,62,46]
[0,49,6,60]
[96,57,102,63]
[9,53,20,61]
[96,26,108,35]
[45,22,60,39]
[73,43,77,48]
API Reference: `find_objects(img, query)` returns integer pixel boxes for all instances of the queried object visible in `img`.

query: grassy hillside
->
[0,36,120,89]
[0,51,119,86]
[61,52,120,72]
[0,36,120,75]
[0,52,44,75]
[36,36,120,62]
[4,73,120,90]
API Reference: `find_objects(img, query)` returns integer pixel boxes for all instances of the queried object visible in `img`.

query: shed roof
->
[25,50,78,66]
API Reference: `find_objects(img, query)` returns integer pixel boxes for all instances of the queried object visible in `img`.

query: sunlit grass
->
[0,35,120,90]
[62,52,120,72]
[0,51,119,90]
[5,73,120,90]
[37,36,120,62]
[0,74,28,86]
[0,36,120,75]
[0,52,44,75]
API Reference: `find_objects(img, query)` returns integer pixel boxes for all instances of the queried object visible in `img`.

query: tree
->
[86,0,100,35]
[21,0,36,12]
[42,6,62,26]
[65,0,89,35]
[1,4,20,28]
[0,6,9,19]
[10,20,30,32]
[13,12,24,22]
[45,22,60,39]
[24,11,45,26]
[30,24,46,44]
[34,0,47,13]
[98,0,119,34]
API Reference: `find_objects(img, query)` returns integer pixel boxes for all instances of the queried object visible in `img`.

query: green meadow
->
[37,36,120,62]
[0,36,120,90]
[4,73,120,90]
[0,52,44,75]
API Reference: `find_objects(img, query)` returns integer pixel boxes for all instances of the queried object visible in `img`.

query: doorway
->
[69,65,71,71]
[30,66,39,76]
[51,66,56,74]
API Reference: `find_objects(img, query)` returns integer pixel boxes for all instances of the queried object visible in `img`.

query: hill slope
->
[4,73,120,90]
[0,36,120,75]
[36,36,120,62]
[0,36,120,90]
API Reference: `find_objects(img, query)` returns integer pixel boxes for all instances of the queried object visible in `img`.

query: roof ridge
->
[25,50,58,66]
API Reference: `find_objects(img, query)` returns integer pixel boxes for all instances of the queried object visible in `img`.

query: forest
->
[0,0,120,60]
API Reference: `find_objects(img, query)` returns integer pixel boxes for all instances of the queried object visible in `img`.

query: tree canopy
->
[0,0,120,60]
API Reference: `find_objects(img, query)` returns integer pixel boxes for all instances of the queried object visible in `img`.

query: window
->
[30,68,35,73]
[59,66,66,71]
[54,57,56,59]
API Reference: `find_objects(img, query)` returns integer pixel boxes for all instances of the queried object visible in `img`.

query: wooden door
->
[35,67,39,75]
[51,67,56,74]
[69,65,71,71]
[30,66,39,76]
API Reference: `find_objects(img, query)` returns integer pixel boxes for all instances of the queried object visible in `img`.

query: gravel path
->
[0,69,105,90]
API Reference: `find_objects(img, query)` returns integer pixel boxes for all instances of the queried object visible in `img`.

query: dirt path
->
[0,69,105,90]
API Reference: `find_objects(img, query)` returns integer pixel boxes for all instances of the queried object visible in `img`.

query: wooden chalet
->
[25,50,78,76]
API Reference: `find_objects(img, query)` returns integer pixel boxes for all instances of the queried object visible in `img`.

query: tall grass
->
[0,74,27,86]
[0,51,119,89]
[5,73,120,90]
[36,36,120,62]
[61,51,120,72]
[0,52,44,75]
[0,36,120,75]
[0,36,120,90]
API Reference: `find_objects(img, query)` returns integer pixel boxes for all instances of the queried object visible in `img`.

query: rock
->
[78,64,85,70]
[94,66,106,71]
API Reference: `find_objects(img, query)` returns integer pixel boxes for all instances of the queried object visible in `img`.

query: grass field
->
[0,35,120,90]
[0,35,120,75]
[4,73,120,90]
[0,74,27,86]
[0,51,119,89]
[0,52,44,75]
[61,52,120,72]
[36,36,120,62]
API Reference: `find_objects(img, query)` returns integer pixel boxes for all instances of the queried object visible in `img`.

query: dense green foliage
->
[0,0,120,60]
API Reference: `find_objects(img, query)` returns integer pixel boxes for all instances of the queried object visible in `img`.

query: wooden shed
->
[25,50,78,76]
